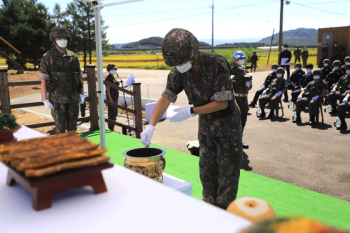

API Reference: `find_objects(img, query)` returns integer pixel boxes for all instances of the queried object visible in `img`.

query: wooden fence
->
[0,66,143,138]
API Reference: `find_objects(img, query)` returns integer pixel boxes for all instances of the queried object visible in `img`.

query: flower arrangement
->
[0,113,19,131]
[186,140,199,156]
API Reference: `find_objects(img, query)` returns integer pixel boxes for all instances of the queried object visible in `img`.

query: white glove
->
[79,94,85,104]
[300,88,304,92]
[275,91,282,97]
[297,95,302,100]
[169,107,192,123]
[43,99,53,109]
[262,90,267,96]
[345,90,350,94]
[245,81,252,87]
[331,89,336,94]
[343,98,348,104]
[260,85,265,90]
[140,125,155,146]
[313,95,319,101]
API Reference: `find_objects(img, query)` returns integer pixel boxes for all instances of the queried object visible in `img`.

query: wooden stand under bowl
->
[2,162,114,211]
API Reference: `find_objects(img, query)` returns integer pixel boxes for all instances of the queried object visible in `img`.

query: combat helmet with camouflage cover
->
[332,60,341,67]
[295,62,302,68]
[50,26,71,42]
[277,67,285,74]
[162,28,199,66]
[107,63,117,72]
[313,69,322,76]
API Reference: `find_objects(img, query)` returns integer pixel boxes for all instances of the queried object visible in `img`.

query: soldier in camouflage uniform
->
[258,67,288,119]
[140,29,243,209]
[293,69,328,125]
[336,91,350,130]
[40,26,84,134]
[341,56,350,74]
[105,63,120,131]
[321,59,332,80]
[328,64,350,115]
[231,51,252,149]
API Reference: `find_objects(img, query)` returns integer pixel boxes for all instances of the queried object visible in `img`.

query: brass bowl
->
[123,148,166,183]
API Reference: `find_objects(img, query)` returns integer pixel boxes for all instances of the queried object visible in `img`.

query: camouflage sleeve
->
[213,59,233,102]
[75,55,84,79]
[161,68,183,103]
[305,82,312,92]
[40,54,50,80]
[322,81,329,93]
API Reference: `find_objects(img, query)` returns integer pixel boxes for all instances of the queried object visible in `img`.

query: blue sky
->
[39,0,350,44]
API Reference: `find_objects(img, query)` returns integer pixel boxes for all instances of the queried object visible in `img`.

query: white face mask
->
[346,70,350,74]
[236,59,245,66]
[272,69,277,73]
[334,66,339,70]
[295,67,300,71]
[277,73,283,78]
[110,70,116,75]
[56,39,68,49]
[284,48,287,50]
[346,62,350,65]
[324,63,328,67]
[176,61,192,73]
[335,44,337,47]
[306,69,312,74]
[313,75,320,80]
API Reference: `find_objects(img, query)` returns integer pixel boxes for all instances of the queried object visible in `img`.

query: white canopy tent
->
[81,0,143,148]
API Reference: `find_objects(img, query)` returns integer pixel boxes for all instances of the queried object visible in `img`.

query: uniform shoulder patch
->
[217,63,228,76]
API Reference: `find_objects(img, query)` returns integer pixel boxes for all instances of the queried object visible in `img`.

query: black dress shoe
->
[248,102,255,107]
[329,109,337,115]
[283,98,289,102]
[266,112,274,119]
[242,143,249,149]
[337,122,347,130]
[258,112,266,118]
[293,118,301,123]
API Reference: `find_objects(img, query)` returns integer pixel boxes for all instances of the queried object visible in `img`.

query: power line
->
[293,1,350,18]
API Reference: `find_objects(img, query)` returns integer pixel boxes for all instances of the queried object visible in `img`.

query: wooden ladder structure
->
[0,36,24,74]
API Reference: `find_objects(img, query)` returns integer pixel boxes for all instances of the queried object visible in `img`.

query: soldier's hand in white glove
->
[313,95,319,101]
[141,125,155,146]
[297,95,302,100]
[275,91,282,97]
[79,94,85,104]
[169,107,192,123]
[343,97,349,104]
[262,90,267,96]
[331,89,336,94]
[43,99,53,109]
[260,85,265,90]
[245,81,251,87]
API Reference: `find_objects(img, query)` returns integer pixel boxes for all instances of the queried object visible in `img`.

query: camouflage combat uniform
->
[105,73,120,131]
[161,51,243,209]
[259,77,287,112]
[328,74,350,110]
[40,47,83,134]
[231,66,251,131]
[296,80,328,115]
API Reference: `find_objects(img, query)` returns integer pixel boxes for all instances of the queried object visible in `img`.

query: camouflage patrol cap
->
[271,63,278,69]
[313,69,322,76]
[162,28,199,66]
[50,26,71,42]
[107,63,117,72]
[277,67,285,74]
[332,60,341,67]
[306,63,313,69]
[345,56,350,62]
[323,59,330,64]
[345,64,350,70]
[295,62,302,68]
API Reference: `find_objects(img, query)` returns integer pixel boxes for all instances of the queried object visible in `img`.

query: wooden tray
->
[2,161,114,211]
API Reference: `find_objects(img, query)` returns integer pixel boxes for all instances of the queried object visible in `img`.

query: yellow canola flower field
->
[80,61,168,68]
[78,54,164,61]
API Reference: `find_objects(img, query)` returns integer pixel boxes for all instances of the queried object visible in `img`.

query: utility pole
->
[278,0,283,56]
[267,29,275,65]
[211,0,214,53]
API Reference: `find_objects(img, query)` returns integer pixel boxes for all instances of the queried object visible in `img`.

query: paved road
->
[13,68,350,202]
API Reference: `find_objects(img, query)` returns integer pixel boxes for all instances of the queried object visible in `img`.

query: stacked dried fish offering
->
[0,131,109,177]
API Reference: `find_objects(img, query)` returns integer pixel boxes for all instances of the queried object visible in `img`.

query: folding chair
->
[275,98,284,117]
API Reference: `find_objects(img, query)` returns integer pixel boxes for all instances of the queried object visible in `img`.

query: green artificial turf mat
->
[80,130,350,231]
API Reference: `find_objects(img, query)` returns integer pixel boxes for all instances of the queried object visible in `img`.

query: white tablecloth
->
[0,126,252,233]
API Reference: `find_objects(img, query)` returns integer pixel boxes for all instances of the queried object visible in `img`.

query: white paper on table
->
[126,74,135,87]
[281,58,291,66]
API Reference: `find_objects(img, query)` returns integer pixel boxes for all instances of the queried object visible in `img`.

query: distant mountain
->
[258,28,318,45]
[114,43,126,48]
[121,37,211,49]
[200,38,261,46]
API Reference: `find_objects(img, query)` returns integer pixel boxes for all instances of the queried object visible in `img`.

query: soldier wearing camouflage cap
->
[140,28,243,209]
[341,56,350,74]
[325,60,344,114]
[294,69,328,125]
[258,67,288,119]
[336,65,350,130]
[328,64,350,117]
[249,63,278,107]
[291,63,314,104]
[321,59,332,80]
[105,63,120,131]
[289,62,305,103]
[40,26,84,134]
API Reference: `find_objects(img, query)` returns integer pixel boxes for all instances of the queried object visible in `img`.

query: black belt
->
[205,105,233,120]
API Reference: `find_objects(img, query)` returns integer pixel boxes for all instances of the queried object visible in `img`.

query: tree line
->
[0,0,109,70]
